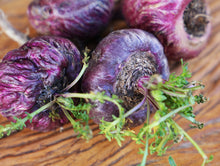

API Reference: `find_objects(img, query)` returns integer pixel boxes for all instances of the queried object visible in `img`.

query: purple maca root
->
[122,0,211,60]
[0,36,82,132]
[82,29,169,127]
[27,0,114,39]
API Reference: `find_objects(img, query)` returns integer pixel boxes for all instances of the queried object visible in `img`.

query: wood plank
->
[0,0,219,165]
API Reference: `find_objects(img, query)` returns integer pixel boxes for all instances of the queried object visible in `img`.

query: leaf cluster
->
[0,101,54,138]
[98,61,212,165]
[0,116,26,138]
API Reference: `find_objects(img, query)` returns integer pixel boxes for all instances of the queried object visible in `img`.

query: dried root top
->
[115,51,157,110]
[183,0,209,37]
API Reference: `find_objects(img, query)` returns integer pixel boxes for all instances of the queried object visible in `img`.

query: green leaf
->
[208,155,214,162]
[151,90,167,101]
[168,156,177,166]
[195,94,208,104]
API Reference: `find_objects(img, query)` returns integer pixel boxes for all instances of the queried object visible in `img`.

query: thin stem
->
[161,89,187,98]
[0,9,29,45]
[124,97,147,118]
[146,101,150,125]
[61,92,123,113]
[61,92,95,98]
[162,84,204,93]
[145,104,192,133]
[28,101,55,118]
[174,122,208,166]
[63,51,89,91]
[147,95,159,110]
[140,100,150,166]
[62,109,76,126]
[63,60,88,92]
[186,85,205,91]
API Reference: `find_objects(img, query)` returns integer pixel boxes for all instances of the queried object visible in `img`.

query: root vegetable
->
[27,0,114,39]
[0,36,82,132]
[122,0,211,60]
[82,29,170,126]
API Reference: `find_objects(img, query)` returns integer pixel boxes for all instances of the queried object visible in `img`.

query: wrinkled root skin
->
[122,0,211,60]
[27,0,114,39]
[82,29,169,127]
[0,36,82,132]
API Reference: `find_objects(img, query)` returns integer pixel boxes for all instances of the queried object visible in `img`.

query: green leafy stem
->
[99,61,213,166]
[0,101,55,138]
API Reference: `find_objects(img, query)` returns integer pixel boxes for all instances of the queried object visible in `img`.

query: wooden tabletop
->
[0,0,219,165]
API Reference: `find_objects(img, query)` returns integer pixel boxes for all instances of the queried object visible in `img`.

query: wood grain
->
[0,0,220,166]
